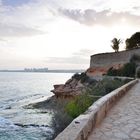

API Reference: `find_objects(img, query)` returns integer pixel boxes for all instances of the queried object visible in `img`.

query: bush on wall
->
[107,62,136,77]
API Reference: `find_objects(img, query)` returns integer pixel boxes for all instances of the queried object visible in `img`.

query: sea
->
[0,72,73,140]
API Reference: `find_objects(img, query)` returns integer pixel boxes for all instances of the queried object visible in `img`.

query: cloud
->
[46,56,89,65]
[2,0,31,7]
[44,55,89,69]
[73,49,95,57]
[0,0,140,39]
[45,49,93,66]
[41,0,140,12]
[0,0,140,70]
[0,23,44,37]
[59,8,140,26]
[0,38,6,42]
[133,6,140,10]
[44,49,94,69]
[0,0,57,38]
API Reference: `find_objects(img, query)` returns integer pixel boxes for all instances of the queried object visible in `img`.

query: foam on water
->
[0,117,54,140]
[0,116,18,130]
[0,72,73,139]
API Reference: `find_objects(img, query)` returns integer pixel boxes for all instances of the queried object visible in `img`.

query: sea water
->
[0,72,73,140]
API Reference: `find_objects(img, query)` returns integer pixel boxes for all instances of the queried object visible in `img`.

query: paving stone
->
[88,81,140,140]
[122,124,136,134]
[113,131,130,139]
[130,130,140,139]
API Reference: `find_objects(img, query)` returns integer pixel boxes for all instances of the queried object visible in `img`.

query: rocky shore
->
[51,79,84,97]
[25,73,132,140]
[51,72,97,98]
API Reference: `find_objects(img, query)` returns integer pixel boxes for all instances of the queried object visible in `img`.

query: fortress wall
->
[90,48,140,68]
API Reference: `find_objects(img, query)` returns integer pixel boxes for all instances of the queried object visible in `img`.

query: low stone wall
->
[55,79,138,140]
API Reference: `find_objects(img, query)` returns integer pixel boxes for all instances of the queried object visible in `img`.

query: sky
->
[0,0,140,70]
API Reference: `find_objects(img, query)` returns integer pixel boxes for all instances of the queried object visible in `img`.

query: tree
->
[125,32,140,50]
[111,38,122,52]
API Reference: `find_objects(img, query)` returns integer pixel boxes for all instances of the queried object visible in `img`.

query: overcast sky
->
[0,0,140,70]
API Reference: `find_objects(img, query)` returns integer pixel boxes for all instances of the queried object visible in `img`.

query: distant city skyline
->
[0,0,140,69]
[0,67,85,73]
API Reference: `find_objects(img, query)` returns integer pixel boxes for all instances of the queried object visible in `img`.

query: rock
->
[51,77,85,97]
[15,123,49,128]
[65,79,73,85]
[76,81,84,89]
[53,84,64,89]
[5,106,12,109]
[86,64,123,77]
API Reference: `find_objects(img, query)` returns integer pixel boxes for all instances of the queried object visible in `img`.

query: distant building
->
[24,68,48,72]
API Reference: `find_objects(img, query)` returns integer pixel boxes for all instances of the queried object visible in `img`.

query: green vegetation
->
[72,72,89,83]
[107,62,136,77]
[88,78,131,96]
[65,93,93,118]
[51,107,73,139]
[110,32,140,50]
[125,32,140,50]
[64,77,130,118]
[121,63,136,77]
[111,38,122,52]
[130,54,140,63]
[137,70,140,78]
[31,75,132,139]
[107,54,140,77]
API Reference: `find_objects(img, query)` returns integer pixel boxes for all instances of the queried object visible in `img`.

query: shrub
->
[72,72,89,83]
[64,77,131,120]
[51,77,132,138]
[107,62,136,77]
[90,82,106,96]
[51,109,73,139]
[65,94,93,118]
[89,78,130,96]
[80,73,89,83]
[102,78,123,93]
[72,73,81,80]
[130,54,140,63]
[121,62,136,77]
[107,67,119,76]
[137,69,140,78]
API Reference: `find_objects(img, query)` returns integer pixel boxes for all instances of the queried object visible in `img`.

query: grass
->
[65,93,94,118]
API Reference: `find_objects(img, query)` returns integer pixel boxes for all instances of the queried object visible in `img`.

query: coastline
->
[25,75,133,139]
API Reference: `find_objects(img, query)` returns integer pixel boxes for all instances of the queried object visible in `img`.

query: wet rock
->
[14,123,49,128]
[5,106,12,109]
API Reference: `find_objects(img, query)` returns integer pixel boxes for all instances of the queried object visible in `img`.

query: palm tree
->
[111,38,122,52]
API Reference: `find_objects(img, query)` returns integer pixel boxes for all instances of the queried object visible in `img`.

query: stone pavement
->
[88,80,140,140]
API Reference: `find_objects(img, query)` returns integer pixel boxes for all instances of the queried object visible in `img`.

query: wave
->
[0,116,18,130]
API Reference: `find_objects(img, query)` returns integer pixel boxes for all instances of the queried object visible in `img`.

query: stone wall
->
[90,48,140,68]
[55,79,138,140]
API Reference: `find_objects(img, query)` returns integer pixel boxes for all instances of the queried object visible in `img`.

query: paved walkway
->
[88,80,140,140]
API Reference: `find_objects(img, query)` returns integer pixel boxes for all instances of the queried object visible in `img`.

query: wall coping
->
[55,79,139,140]
[90,48,140,58]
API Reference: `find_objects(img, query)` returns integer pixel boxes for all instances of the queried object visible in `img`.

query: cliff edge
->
[52,48,140,97]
